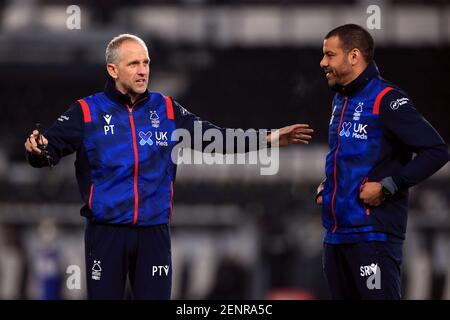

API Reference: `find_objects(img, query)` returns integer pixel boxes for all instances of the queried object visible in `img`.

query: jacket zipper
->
[331,97,349,233]
[127,98,146,225]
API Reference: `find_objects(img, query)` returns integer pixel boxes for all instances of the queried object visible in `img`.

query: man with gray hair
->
[24,34,313,299]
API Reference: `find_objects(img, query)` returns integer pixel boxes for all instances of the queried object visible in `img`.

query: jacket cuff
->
[26,151,48,168]
[380,176,399,195]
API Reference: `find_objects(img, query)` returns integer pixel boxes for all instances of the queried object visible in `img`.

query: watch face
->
[382,186,391,196]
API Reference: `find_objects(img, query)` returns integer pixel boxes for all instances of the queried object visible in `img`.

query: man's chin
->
[133,86,148,95]
[327,79,336,88]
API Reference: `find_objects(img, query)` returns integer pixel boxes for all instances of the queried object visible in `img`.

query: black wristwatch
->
[380,177,398,200]
[381,185,393,198]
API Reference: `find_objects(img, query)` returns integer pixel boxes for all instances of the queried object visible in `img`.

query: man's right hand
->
[315,181,324,205]
[24,130,48,155]
[316,195,322,205]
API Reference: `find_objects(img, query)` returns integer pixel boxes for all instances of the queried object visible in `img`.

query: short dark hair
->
[325,24,374,63]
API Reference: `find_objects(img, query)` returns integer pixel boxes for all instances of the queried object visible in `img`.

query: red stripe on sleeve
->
[372,87,394,115]
[78,99,92,123]
[164,96,174,120]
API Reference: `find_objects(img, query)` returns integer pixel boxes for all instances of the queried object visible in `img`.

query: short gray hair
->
[105,34,148,65]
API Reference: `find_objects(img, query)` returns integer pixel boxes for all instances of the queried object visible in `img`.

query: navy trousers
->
[323,240,403,300]
[84,221,172,300]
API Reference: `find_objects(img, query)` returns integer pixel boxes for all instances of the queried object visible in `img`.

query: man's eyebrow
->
[127,59,150,65]
[324,50,336,55]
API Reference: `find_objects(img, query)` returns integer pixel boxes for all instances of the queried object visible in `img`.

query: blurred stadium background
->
[0,0,449,300]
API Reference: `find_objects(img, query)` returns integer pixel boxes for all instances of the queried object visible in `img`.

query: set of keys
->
[35,123,54,168]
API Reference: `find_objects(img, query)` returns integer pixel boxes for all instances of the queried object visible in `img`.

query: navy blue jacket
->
[28,78,266,226]
[322,61,450,244]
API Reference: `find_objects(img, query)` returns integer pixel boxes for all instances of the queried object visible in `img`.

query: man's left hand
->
[359,182,384,207]
[268,124,314,147]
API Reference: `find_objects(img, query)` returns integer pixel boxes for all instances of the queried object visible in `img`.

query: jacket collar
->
[104,77,149,108]
[332,61,380,96]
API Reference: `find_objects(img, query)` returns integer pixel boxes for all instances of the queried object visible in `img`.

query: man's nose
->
[320,57,327,69]
[137,63,148,75]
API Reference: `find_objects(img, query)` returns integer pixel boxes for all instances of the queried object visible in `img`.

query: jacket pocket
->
[359,177,371,216]
[88,183,94,210]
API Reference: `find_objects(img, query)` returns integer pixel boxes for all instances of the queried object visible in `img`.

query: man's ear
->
[349,48,361,66]
[107,63,118,79]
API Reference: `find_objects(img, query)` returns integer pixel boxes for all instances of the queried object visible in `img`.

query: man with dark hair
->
[316,24,449,299]
[324,24,374,63]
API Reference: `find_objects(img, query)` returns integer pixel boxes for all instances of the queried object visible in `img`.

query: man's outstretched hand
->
[268,124,314,147]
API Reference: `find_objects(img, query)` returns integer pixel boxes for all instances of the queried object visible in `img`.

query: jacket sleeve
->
[378,89,450,192]
[172,99,269,153]
[27,101,85,167]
